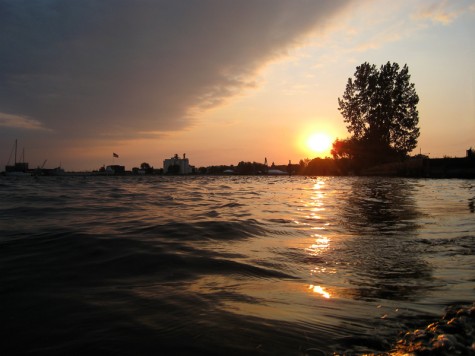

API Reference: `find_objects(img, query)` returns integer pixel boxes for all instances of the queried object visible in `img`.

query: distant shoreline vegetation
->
[2,151,474,179]
[199,153,475,178]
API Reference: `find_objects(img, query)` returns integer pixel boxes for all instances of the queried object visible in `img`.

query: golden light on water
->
[311,235,330,250]
[306,234,330,256]
[308,285,331,299]
[305,179,326,220]
[313,179,325,192]
[304,178,333,300]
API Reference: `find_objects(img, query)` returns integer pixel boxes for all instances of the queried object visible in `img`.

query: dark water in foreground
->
[1,176,474,355]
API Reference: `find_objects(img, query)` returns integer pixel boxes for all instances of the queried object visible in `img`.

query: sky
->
[1,0,474,171]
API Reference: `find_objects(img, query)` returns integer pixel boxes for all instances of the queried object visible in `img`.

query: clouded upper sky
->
[1,0,474,170]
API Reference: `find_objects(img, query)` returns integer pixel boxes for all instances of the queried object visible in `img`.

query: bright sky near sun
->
[0,0,474,171]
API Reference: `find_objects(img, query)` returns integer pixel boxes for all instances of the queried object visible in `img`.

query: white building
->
[163,154,192,174]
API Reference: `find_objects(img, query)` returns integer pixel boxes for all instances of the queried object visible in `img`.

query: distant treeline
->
[201,157,416,176]
[30,153,472,178]
[203,161,288,175]
[199,153,475,178]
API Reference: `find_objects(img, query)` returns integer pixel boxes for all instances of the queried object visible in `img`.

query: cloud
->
[413,0,475,25]
[0,0,352,140]
[0,112,51,131]
[301,0,475,71]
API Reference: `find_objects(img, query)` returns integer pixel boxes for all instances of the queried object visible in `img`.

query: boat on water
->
[4,139,31,176]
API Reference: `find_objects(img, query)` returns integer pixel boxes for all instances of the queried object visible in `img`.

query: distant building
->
[163,154,192,174]
[467,147,474,159]
[105,165,125,174]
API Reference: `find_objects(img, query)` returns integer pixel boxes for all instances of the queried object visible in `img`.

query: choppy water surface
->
[1,176,474,355]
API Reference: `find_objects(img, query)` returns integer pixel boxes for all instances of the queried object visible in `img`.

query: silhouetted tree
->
[236,161,267,174]
[338,62,420,165]
[140,162,154,174]
[206,165,234,174]
[331,138,355,160]
[304,157,338,175]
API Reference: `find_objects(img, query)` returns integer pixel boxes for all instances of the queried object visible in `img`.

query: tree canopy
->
[336,62,420,165]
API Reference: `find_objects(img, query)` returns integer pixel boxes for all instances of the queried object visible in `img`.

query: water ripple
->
[0,175,474,354]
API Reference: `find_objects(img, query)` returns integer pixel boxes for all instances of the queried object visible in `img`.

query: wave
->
[1,176,474,354]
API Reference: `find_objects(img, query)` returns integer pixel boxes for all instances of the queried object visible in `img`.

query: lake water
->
[1,176,474,355]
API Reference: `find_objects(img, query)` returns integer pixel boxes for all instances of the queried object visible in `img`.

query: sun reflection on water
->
[300,179,326,219]
[311,235,330,250]
[306,234,330,256]
[308,285,331,299]
[304,179,335,299]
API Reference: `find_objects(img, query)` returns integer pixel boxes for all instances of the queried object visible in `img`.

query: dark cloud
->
[0,0,351,139]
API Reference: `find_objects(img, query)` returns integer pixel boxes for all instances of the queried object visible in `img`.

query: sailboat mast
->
[14,139,17,165]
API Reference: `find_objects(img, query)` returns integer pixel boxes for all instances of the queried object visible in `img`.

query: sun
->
[306,133,332,154]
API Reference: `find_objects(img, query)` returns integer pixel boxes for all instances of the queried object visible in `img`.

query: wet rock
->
[392,303,475,356]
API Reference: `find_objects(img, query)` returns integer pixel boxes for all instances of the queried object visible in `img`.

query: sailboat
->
[5,139,31,176]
